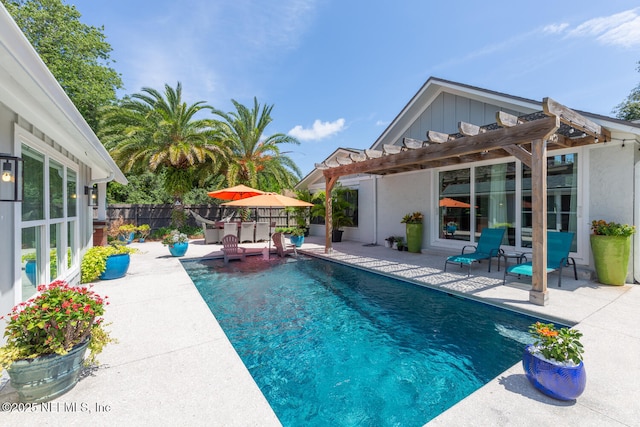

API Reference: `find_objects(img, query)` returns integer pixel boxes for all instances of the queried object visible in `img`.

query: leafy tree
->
[213,97,302,192]
[3,0,122,131]
[99,82,227,226]
[613,61,640,121]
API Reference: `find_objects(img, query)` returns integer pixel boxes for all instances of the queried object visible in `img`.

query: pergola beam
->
[543,97,611,142]
[323,116,560,179]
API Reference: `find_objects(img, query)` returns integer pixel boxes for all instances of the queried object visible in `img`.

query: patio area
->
[2,236,639,426]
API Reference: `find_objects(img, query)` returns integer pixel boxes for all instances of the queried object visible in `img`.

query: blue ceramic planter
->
[522,344,586,401]
[290,235,304,247]
[169,242,189,257]
[99,253,130,280]
[25,260,37,286]
[118,232,135,244]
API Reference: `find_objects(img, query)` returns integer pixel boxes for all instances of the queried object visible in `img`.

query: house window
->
[439,169,471,241]
[522,154,578,251]
[438,154,578,252]
[20,142,78,301]
[310,188,358,227]
[475,162,516,245]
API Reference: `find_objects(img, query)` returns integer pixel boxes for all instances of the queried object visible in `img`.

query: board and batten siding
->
[400,92,529,146]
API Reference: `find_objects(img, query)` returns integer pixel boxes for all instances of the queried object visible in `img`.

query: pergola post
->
[529,138,548,305]
[324,176,338,253]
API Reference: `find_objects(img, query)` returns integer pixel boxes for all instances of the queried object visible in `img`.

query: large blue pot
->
[25,260,37,286]
[8,337,90,403]
[99,253,130,280]
[290,235,304,248]
[522,344,586,401]
[168,242,189,257]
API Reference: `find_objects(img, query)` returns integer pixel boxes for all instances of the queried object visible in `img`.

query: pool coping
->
[2,237,638,426]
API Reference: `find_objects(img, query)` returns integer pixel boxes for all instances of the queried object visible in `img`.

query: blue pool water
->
[184,256,544,426]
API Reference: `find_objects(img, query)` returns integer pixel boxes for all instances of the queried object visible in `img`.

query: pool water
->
[184,256,543,427]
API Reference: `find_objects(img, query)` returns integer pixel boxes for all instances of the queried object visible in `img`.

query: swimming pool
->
[184,255,546,427]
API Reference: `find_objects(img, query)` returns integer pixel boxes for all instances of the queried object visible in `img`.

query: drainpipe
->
[634,162,640,283]
[372,175,378,244]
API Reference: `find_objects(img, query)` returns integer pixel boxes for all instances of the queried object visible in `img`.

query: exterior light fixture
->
[85,185,98,206]
[0,154,23,202]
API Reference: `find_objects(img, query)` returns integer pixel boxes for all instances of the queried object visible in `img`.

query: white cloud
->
[375,120,389,127]
[542,23,569,34]
[567,8,640,47]
[288,118,346,141]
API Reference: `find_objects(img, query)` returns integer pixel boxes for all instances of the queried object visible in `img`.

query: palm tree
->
[212,97,301,191]
[99,82,227,226]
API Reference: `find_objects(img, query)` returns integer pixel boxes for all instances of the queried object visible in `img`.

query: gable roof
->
[0,5,126,184]
[297,76,640,187]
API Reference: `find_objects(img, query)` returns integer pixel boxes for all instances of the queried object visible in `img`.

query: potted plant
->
[384,236,395,248]
[289,227,305,248]
[287,190,312,237]
[162,229,189,257]
[590,219,636,285]
[118,223,137,244]
[81,243,136,283]
[311,185,355,242]
[21,252,37,285]
[522,322,586,401]
[395,236,406,251]
[401,212,424,253]
[0,279,114,403]
[136,224,151,243]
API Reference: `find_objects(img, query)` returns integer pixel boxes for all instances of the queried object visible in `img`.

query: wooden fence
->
[105,204,298,231]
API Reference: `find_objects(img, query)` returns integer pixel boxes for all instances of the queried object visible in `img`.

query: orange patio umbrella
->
[223,193,314,258]
[439,197,472,208]
[207,184,265,201]
[222,193,314,208]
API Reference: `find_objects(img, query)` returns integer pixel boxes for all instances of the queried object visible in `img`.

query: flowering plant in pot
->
[590,219,636,285]
[162,229,189,257]
[401,212,424,253]
[522,322,586,400]
[0,280,115,402]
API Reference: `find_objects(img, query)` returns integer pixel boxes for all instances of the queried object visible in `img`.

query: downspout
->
[372,175,378,244]
[634,161,640,283]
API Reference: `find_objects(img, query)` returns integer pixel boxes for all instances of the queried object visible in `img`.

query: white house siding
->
[375,171,432,248]
[588,141,635,282]
[382,92,530,149]
[0,101,19,318]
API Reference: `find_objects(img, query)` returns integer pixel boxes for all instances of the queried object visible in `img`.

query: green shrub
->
[81,244,136,284]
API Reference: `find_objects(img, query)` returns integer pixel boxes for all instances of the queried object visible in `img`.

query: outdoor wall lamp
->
[0,154,23,202]
[85,185,98,206]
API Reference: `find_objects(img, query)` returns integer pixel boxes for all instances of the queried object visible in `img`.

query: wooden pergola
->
[320,98,610,306]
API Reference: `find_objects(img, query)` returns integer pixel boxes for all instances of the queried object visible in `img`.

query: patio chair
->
[221,234,246,265]
[189,210,220,244]
[444,227,505,276]
[255,222,270,242]
[503,231,577,287]
[239,222,255,243]
[223,222,238,239]
[272,232,296,257]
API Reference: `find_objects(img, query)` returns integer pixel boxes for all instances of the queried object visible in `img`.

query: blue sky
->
[69,0,640,177]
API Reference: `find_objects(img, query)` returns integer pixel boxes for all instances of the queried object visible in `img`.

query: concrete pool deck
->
[1,236,639,426]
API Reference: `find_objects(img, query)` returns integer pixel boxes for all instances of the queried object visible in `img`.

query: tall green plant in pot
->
[401,212,424,253]
[311,185,354,242]
[590,220,636,285]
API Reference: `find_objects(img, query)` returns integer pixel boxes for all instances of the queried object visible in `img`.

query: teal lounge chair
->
[444,228,506,276]
[503,231,577,287]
